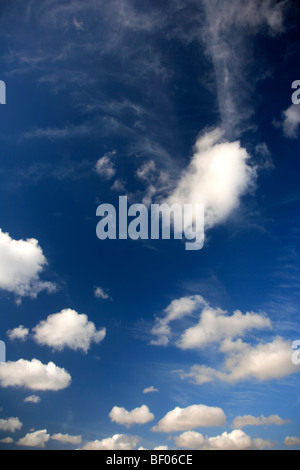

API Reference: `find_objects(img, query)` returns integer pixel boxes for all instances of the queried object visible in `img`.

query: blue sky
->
[0,0,300,450]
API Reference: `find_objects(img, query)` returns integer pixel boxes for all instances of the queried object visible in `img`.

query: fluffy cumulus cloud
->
[17,429,50,448]
[7,325,29,342]
[0,229,56,300]
[152,405,226,433]
[51,433,82,445]
[24,395,41,404]
[175,429,274,450]
[109,405,154,427]
[166,128,257,229]
[33,308,106,353]
[151,295,206,346]
[232,414,290,429]
[0,437,14,444]
[181,337,300,385]
[0,359,71,391]
[178,307,271,350]
[95,152,116,179]
[284,436,300,447]
[82,434,140,451]
[151,295,271,349]
[282,105,300,138]
[0,417,22,433]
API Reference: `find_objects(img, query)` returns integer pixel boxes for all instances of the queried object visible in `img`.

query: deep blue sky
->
[0,0,300,450]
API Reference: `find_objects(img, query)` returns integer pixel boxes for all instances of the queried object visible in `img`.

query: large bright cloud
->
[232,414,290,429]
[175,429,274,450]
[152,405,226,433]
[109,405,154,427]
[82,434,140,450]
[166,128,257,229]
[178,307,271,350]
[17,430,50,448]
[0,229,56,300]
[0,359,71,391]
[33,308,106,352]
[0,417,22,433]
[181,337,300,384]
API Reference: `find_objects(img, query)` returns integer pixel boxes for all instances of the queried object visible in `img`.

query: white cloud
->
[0,417,22,432]
[143,386,159,394]
[282,104,300,138]
[33,308,106,353]
[82,434,140,450]
[51,433,82,445]
[0,228,56,300]
[109,405,154,427]
[200,0,286,138]
[151,295,206,346]
[17,429,50,448]
[284,436,300,447]
[178,307,271,350]
[152,405,226,433]
[0,359,71,391]
[94,287,110,300]
[111,179,126,192]
[154,445,169,450]
[181,337,300,384]
[24,395,41,404]
[175,429,274,450]
[95,152,116,179]
[7,325,29,342]
[232,414,290,429]
[166,128,257,230]
[0,437,14,444]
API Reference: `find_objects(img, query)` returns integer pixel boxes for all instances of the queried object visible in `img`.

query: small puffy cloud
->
[181,337,300,385]
[154,446,169,450]
[82,434,140,450]
[0,228,56,300]
[284,436,300,447]
[0,417,22,432]
[95,152,116,179]
[175,429,274,450]
[151,295,207,346]
[282,105,300,138]
[51,433,82,445]
[152,405,226,433]
[143,386,159,394]
[7,325,29,342]
[33,308,106,353]
[94,287,110,300]
[0,359,71,391]
[111,179,126,192]
[178,307,271,350]
[17,429,50,448]
[24,395,41,404]
[166,128,257,230]
[0,437,14,444]
[232,414,290,429]
[109,405,154,427]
